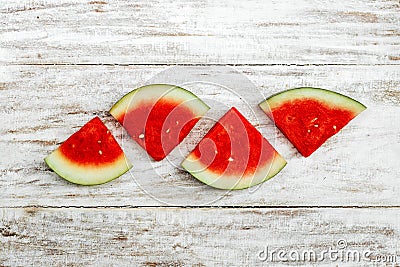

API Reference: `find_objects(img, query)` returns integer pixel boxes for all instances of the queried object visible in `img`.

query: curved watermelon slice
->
[110,84,209,161]
[45,117,132,185]
[181,107,286,190]
[259,87,366,157]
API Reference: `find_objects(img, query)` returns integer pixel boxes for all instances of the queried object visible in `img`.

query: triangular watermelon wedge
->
[259,87,367,157]
[45,117,132,185]
[182,107,287,190]
[110,84,209,161]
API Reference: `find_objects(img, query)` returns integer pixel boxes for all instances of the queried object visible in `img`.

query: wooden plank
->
[1,207,400,266]
[1,0,399,64]
[1,64,399,207]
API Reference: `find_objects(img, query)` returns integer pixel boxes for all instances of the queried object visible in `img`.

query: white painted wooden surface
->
[0,0,399,64]
[1,65,399,206]
[1,208,400,266]
[1,0,400,265]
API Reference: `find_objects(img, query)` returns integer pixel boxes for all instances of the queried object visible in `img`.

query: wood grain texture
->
[1,208,400,266]
[2,0,400,264]
[1,0,400,64]
[1,65,399,207]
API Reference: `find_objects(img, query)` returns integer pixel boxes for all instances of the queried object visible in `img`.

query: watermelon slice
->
[45,117,132,185]
[181,107,287,190]
[259,87,366,157]
[109,84,209,161]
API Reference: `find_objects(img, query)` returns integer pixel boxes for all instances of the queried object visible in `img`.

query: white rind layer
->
[181,152,287,190]
[109,84,210,120]
[45,149,132,185]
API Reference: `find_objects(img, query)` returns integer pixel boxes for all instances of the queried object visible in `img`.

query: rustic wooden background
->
[1,0,400,266]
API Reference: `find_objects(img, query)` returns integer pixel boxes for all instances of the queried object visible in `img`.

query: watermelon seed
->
[333,125,337,130]
[98,140,101,143]
[99,150,103,155]
[307,129,311,133]
[176,121,179,125]
[72,144,75,148]
[139,134,145,139]
[166,128,170,133]
[228,157,234,162]
[311,117,318,122]
[314,124,319,127]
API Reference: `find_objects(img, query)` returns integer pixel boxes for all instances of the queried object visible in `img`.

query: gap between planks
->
[3,205,400,209]
[5,63,400,67]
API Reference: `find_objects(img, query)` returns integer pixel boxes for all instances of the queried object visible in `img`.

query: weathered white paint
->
[0,0,399,64]
[1,208,399,266]
[1,65,399,207]
[2,0,400,264]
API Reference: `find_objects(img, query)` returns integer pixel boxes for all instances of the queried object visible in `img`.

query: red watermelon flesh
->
[259,87,366,157]
[182,107,286,190]
[109,84,210,161]
[60,117,123,165]
[45,117,132,185]
[118,99,200,161]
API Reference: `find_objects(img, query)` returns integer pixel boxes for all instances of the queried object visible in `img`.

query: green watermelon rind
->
[45,150,132,186]
[181,152,287,190]
[259,87,366,117]
[109,84,210,120]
